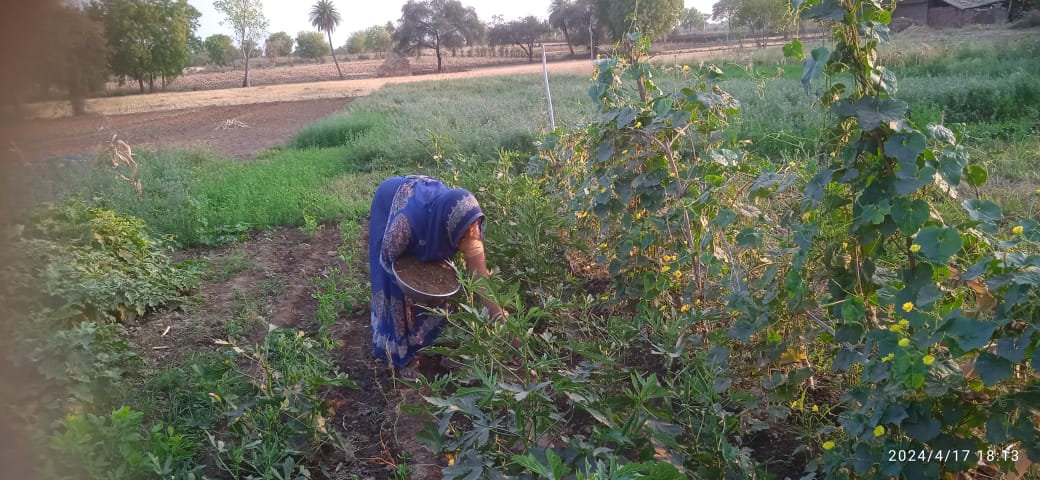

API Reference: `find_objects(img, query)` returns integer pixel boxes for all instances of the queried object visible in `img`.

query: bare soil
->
[7,97,354,161]
[130,224,447,479]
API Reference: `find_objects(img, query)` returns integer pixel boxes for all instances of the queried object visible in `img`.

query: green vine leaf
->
[938,145,969,186]
[832,97,908,131]
[783,39,804,60]
[974,352,1013,386]
[962,199,1002,233]
[804,0,847,21]
[913,226,962,265]
[891,198,930,235]
[944,313,997,351]
[885,132,926,167]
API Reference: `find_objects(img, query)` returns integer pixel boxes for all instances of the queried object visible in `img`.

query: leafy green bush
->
[203,329,358,479]
[1,201,200,326]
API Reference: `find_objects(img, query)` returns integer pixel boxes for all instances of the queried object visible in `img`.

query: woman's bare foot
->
[398,358,420,380]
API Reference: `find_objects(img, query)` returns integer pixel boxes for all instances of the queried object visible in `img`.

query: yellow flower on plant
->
[889,324,904,333]
[909,244,921,253]
[1013,225,1024,235]
[673,270,682,279]
[874,425,885,437]
[898,319,909,328]
[822,441,835,450]
[680,304,690,313]
[901,302,914,312]
[899,338,911,347]
[682,64,690,72]
[812,404,820,413]
[634,121,642,128]
[882,353,895,362]
[923,354,935,366]
[662,265,671,273]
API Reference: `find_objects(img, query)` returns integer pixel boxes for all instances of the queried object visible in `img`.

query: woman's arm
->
[457,222,507,321]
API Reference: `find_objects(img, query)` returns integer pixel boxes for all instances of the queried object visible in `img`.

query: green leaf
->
[963,164,988,187]
[962,199,1002,224]
[914,226,962,265]
[840,296,867,323]
[945,314,996,351]
[805,0,847,20]
[712,209,737,228]
[783,39,804,60]
[891,198,930,235]
[735,228,763,248]
[885,132,926,167]
[974,352,1012,386]
[938,145,969,186]
[896,164,936,195]
[904,403,940,441]
[995,335,1027,363]
[832,97,909,131]
[800,47,830,93]
[927,124,957,144]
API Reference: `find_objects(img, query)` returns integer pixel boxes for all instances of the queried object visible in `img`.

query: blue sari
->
[369,175,485,368]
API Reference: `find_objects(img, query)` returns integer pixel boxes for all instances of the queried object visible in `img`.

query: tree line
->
[1,0,780,116]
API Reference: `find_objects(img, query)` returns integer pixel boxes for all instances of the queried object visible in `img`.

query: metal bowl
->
[392,258,461,305]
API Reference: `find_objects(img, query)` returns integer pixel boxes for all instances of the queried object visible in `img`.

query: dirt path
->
[130,225,445,479]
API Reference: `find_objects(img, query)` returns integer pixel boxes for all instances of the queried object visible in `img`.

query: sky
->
[188,0,717,48]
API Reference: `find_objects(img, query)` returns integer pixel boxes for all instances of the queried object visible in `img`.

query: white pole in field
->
[542,45,556,131]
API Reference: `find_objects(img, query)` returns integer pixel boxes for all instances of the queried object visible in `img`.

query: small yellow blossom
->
[842,242,849,249]
[634,212,643,220]
[600,295,609,301]
[898,319,909,328]
[680,304,690,313]
[901,302,914,313]
[889,324,904,333]
[909,244,921,253]
[823,441,836,450]
[923,355,935,366]
[598,242,607,249]
[634,121,642,128]
[673,270,682,279]
[682,64,690,72]
[882,353,895,362]
[898,338,911,347]
[1013,225,1024,235]
[662,265,671,273]
[812,404,820,413]
[874,425,885,437]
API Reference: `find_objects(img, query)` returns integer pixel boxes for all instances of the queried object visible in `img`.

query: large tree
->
[92,0,200,93]
[204,33,237,67]
[265,32,294,59]
[365,25,393,53]
[712,0,788,44]
[309,0,343,79]
[213,0,268,87]
[295,31,330,62]
[393,0,484,72]
[596,0,684,41]
[43,3,109,114]
[487,16,551,63]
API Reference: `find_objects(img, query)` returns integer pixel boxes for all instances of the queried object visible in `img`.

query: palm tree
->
[309,0,343,79]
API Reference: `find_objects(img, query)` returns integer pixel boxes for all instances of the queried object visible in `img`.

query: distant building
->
[893,0,1009,28]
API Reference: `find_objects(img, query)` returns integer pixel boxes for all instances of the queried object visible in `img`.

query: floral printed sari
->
[368,175,484,368]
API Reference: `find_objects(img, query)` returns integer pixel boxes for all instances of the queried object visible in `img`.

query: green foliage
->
[711,0,791,38]
[295,30,330,62]
[90,0,201,93]
[393,0,485,71]
[45,406,202,480]
[784,0,1040,476]
[309,0,343,78]
[596,0,684,41]
[213,0,268,87]
[487,16,551,63]
[2,202,200,326]
[345,30,368,54]
[204,329,357,479]
[204,33,237,67]
[364,24,393,53]
[33,322,143,408]
[264,31,294,58]
[548,0,599,53]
